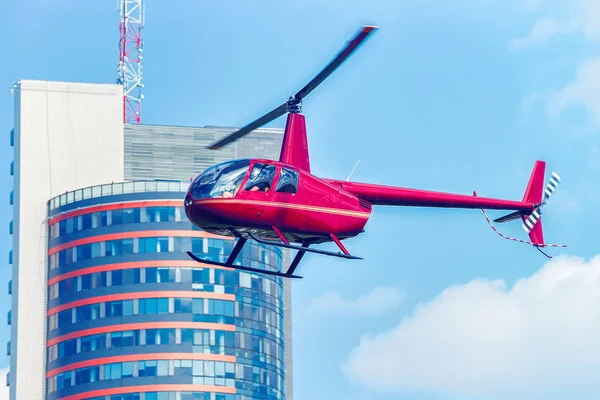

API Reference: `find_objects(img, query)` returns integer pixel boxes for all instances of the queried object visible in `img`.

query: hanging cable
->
[480,208,567,258]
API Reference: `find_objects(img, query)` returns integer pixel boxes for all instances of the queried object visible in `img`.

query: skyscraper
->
[8,80,292,399]
[46,181,286,400]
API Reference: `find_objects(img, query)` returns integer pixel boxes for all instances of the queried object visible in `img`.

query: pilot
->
[249,182,270,192]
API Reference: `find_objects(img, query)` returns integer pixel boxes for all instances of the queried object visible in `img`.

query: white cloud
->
[342,254,600,399]
[0,368,8,400]
[307,286,402,317]
[547,56,600,129]
[513,1,600,130]
[510,0,600,49]
[509,17,579,49]
[523,57,600,133]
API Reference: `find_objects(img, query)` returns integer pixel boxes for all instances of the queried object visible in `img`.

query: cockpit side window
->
[275,168,299,194]
[244,163,276,192]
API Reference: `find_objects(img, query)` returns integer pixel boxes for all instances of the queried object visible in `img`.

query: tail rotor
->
[521,172,561,235]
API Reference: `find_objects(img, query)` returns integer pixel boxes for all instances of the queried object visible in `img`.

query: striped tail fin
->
[491,161,565,252]
[521,171,560,246]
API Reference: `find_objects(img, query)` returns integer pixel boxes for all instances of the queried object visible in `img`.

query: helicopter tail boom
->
[327,160,566,251]
[326,178,535,211]
[328,160,549,211]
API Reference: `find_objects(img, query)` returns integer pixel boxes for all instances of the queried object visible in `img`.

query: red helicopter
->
[184,25,565,279]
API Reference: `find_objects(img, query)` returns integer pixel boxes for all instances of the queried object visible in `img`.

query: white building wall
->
[10,80,124,400]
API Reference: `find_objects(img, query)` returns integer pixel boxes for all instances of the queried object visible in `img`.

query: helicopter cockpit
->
[190,159,251,199]
[189,159,287,200]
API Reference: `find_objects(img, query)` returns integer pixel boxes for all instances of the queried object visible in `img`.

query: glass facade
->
[46,181,286,400]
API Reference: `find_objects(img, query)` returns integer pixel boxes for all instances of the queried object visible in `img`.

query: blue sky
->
[1,0,600,399]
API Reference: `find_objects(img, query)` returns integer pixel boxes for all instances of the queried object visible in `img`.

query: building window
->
[48,297,249,330]
[48,264,270,301]
[47,359,240,392]
[53,235,198,269]
[146,207,175,222]
[48,205,192,240]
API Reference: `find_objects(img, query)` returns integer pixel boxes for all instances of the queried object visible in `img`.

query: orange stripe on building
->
[47,321,236,347]
[48,229,234,255]
[58,384,236,400]
[48,200,185,225]
[48,259,230,286]
[47,290,234,316]
[46,353,236,378]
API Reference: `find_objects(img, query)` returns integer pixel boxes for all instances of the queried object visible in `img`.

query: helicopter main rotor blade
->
[294,25,379,101]
[206,25,379,150]
[207,102,288,150]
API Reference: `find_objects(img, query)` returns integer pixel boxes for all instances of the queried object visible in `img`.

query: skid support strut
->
[226,237,247,265]
[247,232,361,259]
[285,242,310,277]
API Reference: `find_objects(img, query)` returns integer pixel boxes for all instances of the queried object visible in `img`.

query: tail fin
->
[520,160,546,246]
[522,160,546,206]
[493,160,561,247]
[483,160,565,256]
[492,161,546,226]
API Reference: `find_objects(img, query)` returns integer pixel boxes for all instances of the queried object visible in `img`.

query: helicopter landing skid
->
[186,229,362,279]
[186,251,303,279]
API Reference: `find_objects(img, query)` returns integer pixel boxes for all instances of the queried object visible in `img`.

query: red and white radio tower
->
[118,0,144,124]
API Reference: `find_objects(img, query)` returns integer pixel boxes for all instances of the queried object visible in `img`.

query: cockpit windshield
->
[190,159,251,199]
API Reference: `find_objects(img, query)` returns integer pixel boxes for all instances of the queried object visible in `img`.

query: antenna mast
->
[118,0,144,124]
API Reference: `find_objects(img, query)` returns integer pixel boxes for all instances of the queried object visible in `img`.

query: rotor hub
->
[287,96,302,113]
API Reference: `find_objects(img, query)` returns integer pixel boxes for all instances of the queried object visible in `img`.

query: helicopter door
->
[236,163,277,224]
[270,167,305,232]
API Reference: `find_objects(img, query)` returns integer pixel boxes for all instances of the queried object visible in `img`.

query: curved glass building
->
[45,181,285,400]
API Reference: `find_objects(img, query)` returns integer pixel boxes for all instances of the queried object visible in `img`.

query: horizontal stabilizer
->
[494,210,522,223]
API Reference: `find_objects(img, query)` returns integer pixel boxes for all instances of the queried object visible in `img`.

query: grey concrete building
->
[124,123,294,400]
